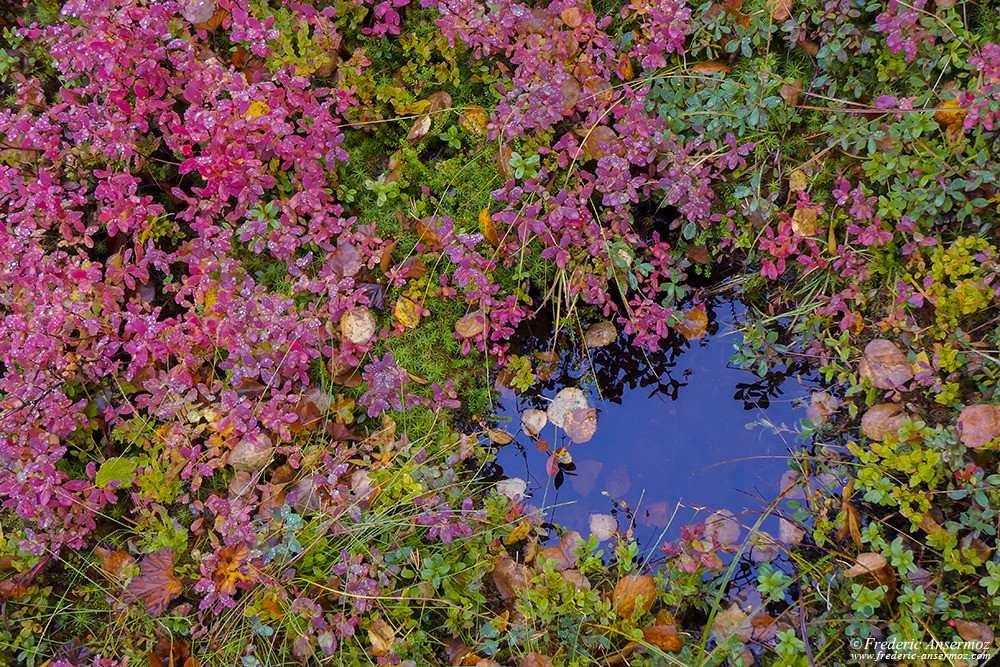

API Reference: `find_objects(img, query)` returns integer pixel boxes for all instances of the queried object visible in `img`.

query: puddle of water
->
[489,296,813,548]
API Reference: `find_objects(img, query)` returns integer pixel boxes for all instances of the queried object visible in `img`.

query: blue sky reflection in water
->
[491,297,813,549]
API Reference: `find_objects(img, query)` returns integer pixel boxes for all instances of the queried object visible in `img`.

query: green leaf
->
[96,457,137,489]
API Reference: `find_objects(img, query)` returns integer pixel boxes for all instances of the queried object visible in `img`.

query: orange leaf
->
[612,574,657,617]
[211,544,251,596]
[837,500,863,550]
[641,625,683,652]
[127,547,182,617]
[690,61,731,75]
[94,546,137,582]
[674,308,708,339]
[479,208,500,247]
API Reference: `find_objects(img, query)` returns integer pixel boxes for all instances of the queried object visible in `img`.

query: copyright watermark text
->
[849,637,994,662]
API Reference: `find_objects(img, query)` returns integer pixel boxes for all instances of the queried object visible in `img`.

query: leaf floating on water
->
[589,513,618,541]
[956,404,1000,449]
[806,390,839,425]
[674,308,708,339]
[612,574,656,617]
[564,407,597,444]
[778,517,806,545]
[748,531,781,562]
[546,387,589,428]
[340,307,376,345]
[521,408,548,437]
[705,509,740,544]
[496,477,527,501]
[485,427,513,445]
[584,321,616,348]
[858,339,913,389]
[710,603,750,643]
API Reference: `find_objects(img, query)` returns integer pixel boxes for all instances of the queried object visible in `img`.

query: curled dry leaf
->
[641,625,683,653]
[589,513,618,541]
[229,432,274,471]
[860,403,908,442]
[521,408,548,437]
[564,407,597,444]
[479,208,500,247]
[340,307,376,344]
[690,61,731,75]
[584,321,616,348]
[780,80,803,106]
[455,310,486,339]
[858,339,913,389]
[612,574,657,617]
[559,531,584,567]
[547,387,589,428]
[956,404,1000,449]
[560,77,582,111]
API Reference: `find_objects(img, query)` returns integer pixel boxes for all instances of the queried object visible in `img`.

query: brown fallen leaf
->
[460,106,489,134]
[127,547,182,617]
[690,61,731,75]
[584,321,616,348]
[369,618,396,657]
[228,432,274,471]
[781,80,803,106]
[485,427,514,445]
[768,0,793,21]
[641,625,683,652]
[612,574,657,617]
[956,404,1000,449]
[340,306,377,345]
[492,557,528,600]
[860,403,908,442]
[838,499,863,549]
[954,619,995,645]
[580,125,619,160]
[406,114,433,143]
[427,91,452,114]
[858,339,913,389]
[845,552,896,600]
[934,99,968,127]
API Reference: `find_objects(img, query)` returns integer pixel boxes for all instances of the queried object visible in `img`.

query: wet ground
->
[488,294,816,549]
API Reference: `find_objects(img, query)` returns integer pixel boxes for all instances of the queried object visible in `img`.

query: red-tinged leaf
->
[94,546,136,582]
[545,453,559,477]
[127,547,182,617]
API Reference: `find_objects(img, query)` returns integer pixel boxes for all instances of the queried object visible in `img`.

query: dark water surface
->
[491,296,814,549]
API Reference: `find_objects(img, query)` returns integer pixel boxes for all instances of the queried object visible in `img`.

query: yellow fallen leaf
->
[394,296,422,329]
[479,208,500,247]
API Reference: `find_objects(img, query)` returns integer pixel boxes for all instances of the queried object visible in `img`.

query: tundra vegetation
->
[1,0,1000,665]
